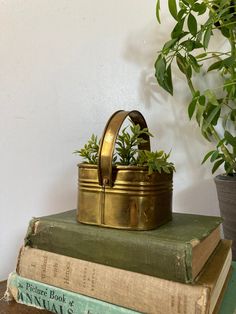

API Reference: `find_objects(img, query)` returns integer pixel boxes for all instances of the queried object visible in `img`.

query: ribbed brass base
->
[77,164,173,230]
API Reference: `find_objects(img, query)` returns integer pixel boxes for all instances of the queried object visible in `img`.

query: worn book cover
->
[5,272,139,314]
[25,209,222,283]
[16,240,232,314]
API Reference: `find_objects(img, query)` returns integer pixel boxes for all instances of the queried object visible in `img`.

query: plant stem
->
[187,77,196,95]
[214,81,236,90]
[230,29,236,75]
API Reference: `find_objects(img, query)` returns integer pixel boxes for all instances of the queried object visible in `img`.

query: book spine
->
[6,272,140,314]
[17,246,209,314]
[25,217,190,283]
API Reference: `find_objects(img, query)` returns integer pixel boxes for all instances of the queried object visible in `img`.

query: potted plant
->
[155,0,236,259]
[74,110,175,230]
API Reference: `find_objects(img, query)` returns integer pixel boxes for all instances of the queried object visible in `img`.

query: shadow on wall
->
[122,21,221,214]
[123,21,172,108]
[122,21,213,164]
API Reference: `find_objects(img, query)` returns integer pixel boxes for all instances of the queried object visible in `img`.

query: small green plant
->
[138,150,175,174]
[115,123,152,165]
[74,134,99,164]
[74,123,175,174]
[155,0,236,175]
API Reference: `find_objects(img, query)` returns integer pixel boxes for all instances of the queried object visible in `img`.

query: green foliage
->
[115,122,152,165]
[74,134,99,164]
[138,150,176,174]
[75,122,175,174]
[155,0,236,174]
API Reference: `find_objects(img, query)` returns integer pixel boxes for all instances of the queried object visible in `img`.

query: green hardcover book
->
[25,209,222,283]
[6,272,140,314]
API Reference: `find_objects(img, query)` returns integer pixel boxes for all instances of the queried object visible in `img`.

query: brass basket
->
[77,110,173,230]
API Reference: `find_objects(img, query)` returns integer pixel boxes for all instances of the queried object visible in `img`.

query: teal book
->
[6,272,140,314]
[25,209,222,283]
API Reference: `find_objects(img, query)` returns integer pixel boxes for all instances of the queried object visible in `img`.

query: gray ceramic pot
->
[214,174,236,261]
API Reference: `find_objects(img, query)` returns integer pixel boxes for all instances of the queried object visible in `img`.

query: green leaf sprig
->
[74,122,175,174]
[115,122,152,165]
[74,134,99,164]
[155,0,236,175]
[138,150,175,174]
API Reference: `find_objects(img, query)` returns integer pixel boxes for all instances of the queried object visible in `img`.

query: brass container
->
[77,110,173,230]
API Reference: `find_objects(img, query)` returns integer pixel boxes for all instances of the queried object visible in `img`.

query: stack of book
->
[5,209,232,314]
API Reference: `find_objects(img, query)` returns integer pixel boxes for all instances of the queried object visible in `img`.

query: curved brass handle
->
[98,110,151,187]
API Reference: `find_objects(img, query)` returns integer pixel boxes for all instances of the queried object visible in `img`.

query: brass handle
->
[98,110,151,187]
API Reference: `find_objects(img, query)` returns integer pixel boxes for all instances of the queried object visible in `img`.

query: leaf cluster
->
[74,134,99,164]
[201,131,236,174]
[155,0,236,174]
[75,122,175,174]
[138,150,175,174]
[115,122,152,165]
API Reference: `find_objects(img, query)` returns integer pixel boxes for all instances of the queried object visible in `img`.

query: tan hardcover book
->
[17,240,232,314]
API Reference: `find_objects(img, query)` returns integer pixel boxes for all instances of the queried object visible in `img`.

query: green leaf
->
[188,55,201,72]
[165,64,173,95]
[207,60,223,72]
[163,38,178,53]
[199,95,206,106]
[203,104,221,131]
[225,131,236,147]
[186,63,192,79]
[212,159,224,174]
[196,52,207,59]
[188,98,197,119]
[176,54,188,75]
[196,25,204,42]
[201,150,215,164]
[193,2,207,15]
[193,41,203,49]
[177,9,186,21]
[188,13,197,36]
[221,26,230,38]
[196,101,204,127]
[230,109,236,121]
[155,55,173,95]
[224,79,236,96]
[181,0,190,6]
[155,55,166,83]
[156,0,161,23]
[203,26,212,49]
[223,56,236,68]
[171,19,184,38]
[217,138,226,148]
[181,40,194,51]
[210,150,219,162]
[155,54,166,72]
[176,53,192,79]
[168,0,178,21]
[183,0,195,5]
[204,90,219,106]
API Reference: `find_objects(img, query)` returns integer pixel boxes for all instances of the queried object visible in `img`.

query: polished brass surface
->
[77,110,173,230]
[98,110,150,187]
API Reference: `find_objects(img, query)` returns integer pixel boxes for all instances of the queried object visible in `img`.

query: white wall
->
[0,0,221,280]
